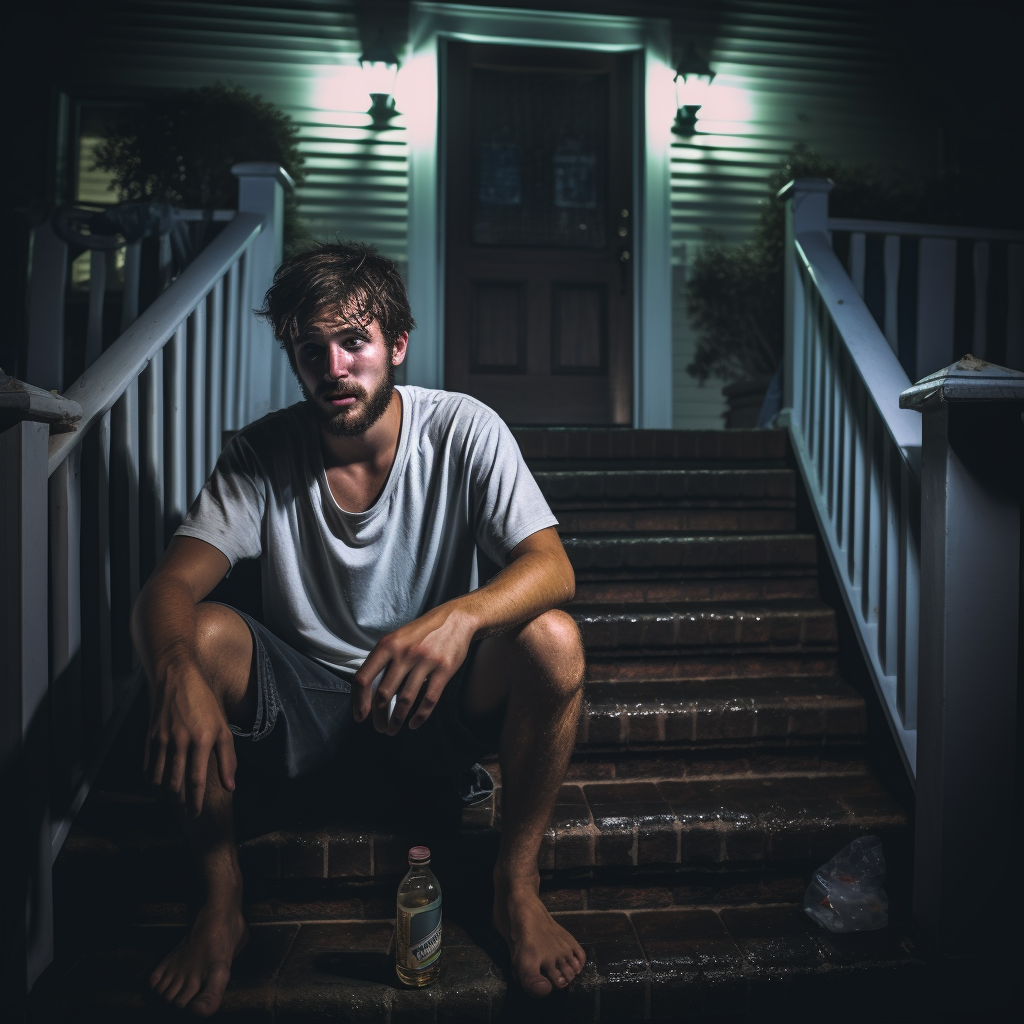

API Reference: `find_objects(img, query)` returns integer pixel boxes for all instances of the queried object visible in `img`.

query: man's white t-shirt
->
[175,386,559,675]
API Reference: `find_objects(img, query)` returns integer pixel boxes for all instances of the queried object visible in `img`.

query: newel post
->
[231,162,297,423]
[900,356,1024,955]
[1,373,83,996]
[777,178,832,421]
[1,417,52,997]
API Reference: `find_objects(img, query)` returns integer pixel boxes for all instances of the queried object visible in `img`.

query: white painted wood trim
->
[405,2,673,426]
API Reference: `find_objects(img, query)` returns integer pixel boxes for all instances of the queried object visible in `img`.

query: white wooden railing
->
[780,179,923,777]
[2,164,293,993]
[827,216,1024,380]
[780,178,1024,956]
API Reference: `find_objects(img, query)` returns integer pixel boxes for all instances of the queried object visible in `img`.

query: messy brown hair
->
[257,241,414,368]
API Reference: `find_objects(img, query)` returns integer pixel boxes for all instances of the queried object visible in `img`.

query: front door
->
[444,43,634,424]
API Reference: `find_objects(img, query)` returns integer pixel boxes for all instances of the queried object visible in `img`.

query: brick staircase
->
[30,428,923,1022]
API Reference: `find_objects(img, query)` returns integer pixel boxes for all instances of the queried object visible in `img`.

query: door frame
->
[404,2,673,428]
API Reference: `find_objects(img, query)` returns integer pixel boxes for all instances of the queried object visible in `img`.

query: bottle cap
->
[408,845,431,863]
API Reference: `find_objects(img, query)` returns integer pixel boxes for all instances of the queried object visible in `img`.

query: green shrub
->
[94,82,306,251]
[686,144,1020,385]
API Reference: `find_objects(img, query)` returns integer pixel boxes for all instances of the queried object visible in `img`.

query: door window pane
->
[471,67,608,249]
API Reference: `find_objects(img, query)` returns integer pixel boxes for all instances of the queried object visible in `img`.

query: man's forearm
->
[446,531,575,641]
[132,575,204,685]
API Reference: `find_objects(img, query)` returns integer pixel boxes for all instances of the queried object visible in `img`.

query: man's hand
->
[352,604,476,735]
[145,661,237,818]
[352,527,574,737]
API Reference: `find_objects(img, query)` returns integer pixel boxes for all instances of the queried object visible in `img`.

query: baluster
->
[861,405,882,624]
[140,350,165,583]
[846,369,864,584]
[207,277,225,471]
[799,267,813,436]
[820,309,833,501]
[897,460,920,728]
[1007,243,1024,369]
[790,256,806,423]
[48,448,83,842]
[84,411,114,728]
[878,443,900,676]
[972,241,990,358]
[111,383,141,686]
[817,301,830,491]
[882,235,900,355]
[164,322,188,536]
[187,302,207,505]
[26,220,67,391]
[85,250,107,369]
[848,232,866,297]
[804,274,818,448]
[121,241,142,333]
[237,249,253,428]
[223,260,240,434]
[835,350,850,553]
[158,232,173,293]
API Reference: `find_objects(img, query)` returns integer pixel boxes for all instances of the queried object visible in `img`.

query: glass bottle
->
[395,845,442,986]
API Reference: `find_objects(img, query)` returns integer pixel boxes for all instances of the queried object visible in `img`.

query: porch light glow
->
[360,36,400,126]
[672,44,715,136]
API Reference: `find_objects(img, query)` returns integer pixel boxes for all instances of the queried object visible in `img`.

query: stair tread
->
[30,904,923,1022]
[573,601,838,652]
[578,677,866,747]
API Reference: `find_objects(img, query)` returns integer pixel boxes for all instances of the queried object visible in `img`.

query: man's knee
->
[517,609,585,698]
[194,603,255,705]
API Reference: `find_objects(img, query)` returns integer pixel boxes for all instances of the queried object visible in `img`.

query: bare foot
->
[493,874,587,997]
[149,900,249,1016]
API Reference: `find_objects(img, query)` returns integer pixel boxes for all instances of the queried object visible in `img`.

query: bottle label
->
[401,897,442,970]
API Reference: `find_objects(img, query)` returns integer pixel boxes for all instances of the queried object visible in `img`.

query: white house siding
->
[69,0,409,262]
[668,0,936,427]
[68,1,935,427]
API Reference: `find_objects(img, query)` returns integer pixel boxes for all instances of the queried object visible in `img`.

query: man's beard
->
[304,362,395,437]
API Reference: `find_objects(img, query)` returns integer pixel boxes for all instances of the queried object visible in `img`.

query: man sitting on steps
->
[131,242,587,1016]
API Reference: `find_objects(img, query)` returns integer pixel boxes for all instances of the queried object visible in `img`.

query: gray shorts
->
[220,606,500,788]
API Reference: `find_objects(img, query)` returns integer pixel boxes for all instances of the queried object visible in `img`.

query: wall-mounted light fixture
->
[360,36,400,127]
[672,44,715,137]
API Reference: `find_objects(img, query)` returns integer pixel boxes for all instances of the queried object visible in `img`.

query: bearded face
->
[292,314,397,437]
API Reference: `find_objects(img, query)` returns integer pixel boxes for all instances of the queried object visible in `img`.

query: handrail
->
[828,217,1024,242]
[48,212,262,476]
[796,230,922,457]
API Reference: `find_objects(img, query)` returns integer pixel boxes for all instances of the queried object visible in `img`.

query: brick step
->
[573,576,820,604]
[56,770,902,890]
[514,426,788,464]
[28,902,924,1023]
[573,601,837,654]
[586,653,839,683]
[564,533,818,577]
[536,467,795,505]
[557,507,797,533]
[576,677,866,750]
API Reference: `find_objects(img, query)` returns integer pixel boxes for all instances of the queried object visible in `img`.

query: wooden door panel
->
[472,282,526,372]
[445,42,633,425]
[552,284,606,372]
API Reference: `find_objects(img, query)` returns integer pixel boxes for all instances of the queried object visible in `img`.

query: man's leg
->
[148,603,256,1017]
[462,609,587,997]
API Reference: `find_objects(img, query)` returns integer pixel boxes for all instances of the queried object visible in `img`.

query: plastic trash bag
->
[803,835,889,933]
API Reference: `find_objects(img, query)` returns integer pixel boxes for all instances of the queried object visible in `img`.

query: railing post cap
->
[231,163,295,190]
[899,354,1024,409]
[777,177,834,202]
[0,368,83,433]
